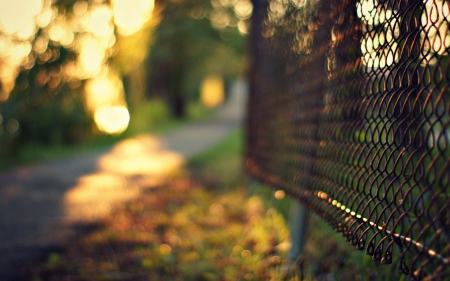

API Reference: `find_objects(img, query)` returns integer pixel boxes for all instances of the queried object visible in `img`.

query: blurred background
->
[0,0,252,169]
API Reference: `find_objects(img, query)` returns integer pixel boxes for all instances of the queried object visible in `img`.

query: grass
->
[19,130,293,280]
[188,130,244,191]
[186,132,404,281]
[16,130,405,281]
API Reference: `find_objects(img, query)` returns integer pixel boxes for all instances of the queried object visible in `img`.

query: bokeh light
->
[0,0,158,136]
[99,136,184,176]
[357,0,399,68]
[200,76,225,108]
[94,106,130,134]
[207,0,252,34]
[0,0,53,100]
[112,0,155,36]
[422,0,450,64]
[84,70,130,133]
[0,0,43,40]
[357,0,450,68]
[233,0,253,19]
[274,190,285,200]
[84,71,125,111]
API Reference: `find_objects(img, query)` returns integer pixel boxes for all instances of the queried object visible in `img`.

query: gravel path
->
[0,82,246,280]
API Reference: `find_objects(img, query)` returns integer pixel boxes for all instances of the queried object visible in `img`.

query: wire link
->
[246,0,450,280]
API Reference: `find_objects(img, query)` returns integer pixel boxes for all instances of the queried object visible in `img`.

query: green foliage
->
[125,99,173,136]
[185,100,217,121]
[0,44,94,160]
[125,99,216,137]
[147,0,247,117]
[0,0,153,166]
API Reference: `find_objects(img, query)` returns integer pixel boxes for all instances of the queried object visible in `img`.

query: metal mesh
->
[246,0,450,280]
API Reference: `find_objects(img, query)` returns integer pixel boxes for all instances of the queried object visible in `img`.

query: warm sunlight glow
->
[99,136,184,176]
[274,190,285,199]
[77,35,106,77]
[64,135,185,222]
[94,106,130,134]
[85,70,130,135]
[100,152,184,176]
[63,173,138,221]
[112,136,162,155]
[0,0,149,104]
[0,0,43,39]
[209,0,252,31]
[73,1,88,16]
[357,0,399,68]
[85,72,125,112]
[0,0,118,99]
[234,0,253,19]
[89,6,114,38]
[357,0,376,25]
[201,76,225,108]
[237,20,249,34]
[358,0,449,67]
[0,0,54,99]
[422,0,450,63]
[112,0,155,36]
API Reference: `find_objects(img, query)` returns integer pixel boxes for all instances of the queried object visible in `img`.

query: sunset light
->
[0,0,52,100]
[112,0,155,36]
[0,0,145,136]
[94,106,130,135]
[85,70,130,134]
[357,0,450,68]
[207,0,252,34]
[77,35,106,77]
[98,136,184,176]
[0,0,43,39]
[357,0,399,68]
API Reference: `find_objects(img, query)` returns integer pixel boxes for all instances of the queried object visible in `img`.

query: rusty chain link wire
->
[246,0,450,279]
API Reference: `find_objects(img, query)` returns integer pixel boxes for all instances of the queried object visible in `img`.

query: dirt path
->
[0,83,246,280]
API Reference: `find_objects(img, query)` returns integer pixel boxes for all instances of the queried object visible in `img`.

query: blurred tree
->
[148,0,249,118]
[0,1,95,157]
[0,0,249,160]
[115,11,160,110]
[2,42,92,150]
[0,0,119,157]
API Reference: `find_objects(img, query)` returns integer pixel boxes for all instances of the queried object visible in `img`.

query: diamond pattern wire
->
[246,0,450,280]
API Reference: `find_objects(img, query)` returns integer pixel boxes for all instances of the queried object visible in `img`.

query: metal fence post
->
[289,200,308,261]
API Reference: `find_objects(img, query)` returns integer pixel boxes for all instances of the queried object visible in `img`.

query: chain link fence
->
[246,0,450,280]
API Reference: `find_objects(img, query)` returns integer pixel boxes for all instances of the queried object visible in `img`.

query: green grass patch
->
[189,130,243,165]
[188,130,403,281]
[125,99,179,137]
[188,130,243,189]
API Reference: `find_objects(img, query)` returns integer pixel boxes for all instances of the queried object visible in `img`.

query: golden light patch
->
[274,190,285,199]
[200,76,225,108]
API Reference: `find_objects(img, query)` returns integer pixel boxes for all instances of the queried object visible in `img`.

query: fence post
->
[289,200,308,262]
